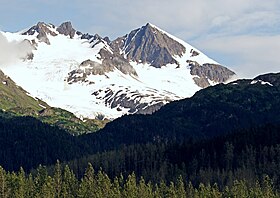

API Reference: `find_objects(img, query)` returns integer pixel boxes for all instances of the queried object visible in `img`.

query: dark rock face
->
[190,49,199,57]
[110,23,186,68]
[99,48,138,76]
[193,77,210,88]
[93,87,168,115]
[189,63,236,87]
[22,22,57,45]
[67,59,114,84]
[67,52,138,84]
[56,22,76,38]
[81,33,101,41]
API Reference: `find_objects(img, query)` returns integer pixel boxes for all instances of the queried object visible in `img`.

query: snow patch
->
[250,80,273,86]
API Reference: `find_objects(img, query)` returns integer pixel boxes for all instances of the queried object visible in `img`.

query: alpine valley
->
[0,21,235,122]
[2,21,280,197]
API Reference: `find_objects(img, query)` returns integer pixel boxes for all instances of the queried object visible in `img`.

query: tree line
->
[64,124,280,189]
[0,162,279,198]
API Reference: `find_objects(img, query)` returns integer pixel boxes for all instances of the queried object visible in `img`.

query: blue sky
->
[0,0,280,78]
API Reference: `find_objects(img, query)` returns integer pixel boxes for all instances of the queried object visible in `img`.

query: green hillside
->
[0,70,106,134]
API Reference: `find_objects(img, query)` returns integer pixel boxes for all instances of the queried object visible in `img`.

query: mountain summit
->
[0,22,236,119]
[111,23,186,68]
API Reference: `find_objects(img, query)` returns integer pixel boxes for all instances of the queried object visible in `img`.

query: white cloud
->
[196,35,280,78]
[77,0,280,38]
[0,0,279,77]
[0,32,33,66]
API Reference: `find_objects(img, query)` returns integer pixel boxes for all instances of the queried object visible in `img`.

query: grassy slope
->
[0,70,107,135]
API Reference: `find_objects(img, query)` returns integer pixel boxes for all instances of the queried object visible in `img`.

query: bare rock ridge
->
[92,86,175,116]
[110,23,186,68]
[98,48,138,76]
[23,21,76,44]
[22,21,235,89]
[23,22,57,45]
[67,59,114,84]
[56,21,76,38]
[189,63,236,88]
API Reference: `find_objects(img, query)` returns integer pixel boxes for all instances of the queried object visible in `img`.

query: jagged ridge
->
[1,21,236,121]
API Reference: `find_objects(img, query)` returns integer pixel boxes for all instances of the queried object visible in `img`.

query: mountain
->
[86,72,280,150]
[0,69,105,134]
[0,22,235,120]
[0,72,278,174]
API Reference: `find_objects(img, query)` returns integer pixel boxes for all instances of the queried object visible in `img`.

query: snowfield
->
[0,23,222,119]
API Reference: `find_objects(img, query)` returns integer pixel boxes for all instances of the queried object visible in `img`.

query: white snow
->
[0,24,223,119]
[250,80,273,86]
[39,104,47,109]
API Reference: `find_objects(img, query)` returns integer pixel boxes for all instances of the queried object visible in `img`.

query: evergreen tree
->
[175,176,186,198]
[53,161,62,198]
[123,172,137,198]
[262,175,278,198]
[95,169,112,198]
[25,174,35,198]
[167,181,177,198]
[40,176,55,198]
[61,165,78,198]
[14,168,26,198]
[34,165,48,195]
[0,166,9,198]
[78,163,96,197]
[137,177,153,198]
[111,177,121,198]
[231,180,249,198]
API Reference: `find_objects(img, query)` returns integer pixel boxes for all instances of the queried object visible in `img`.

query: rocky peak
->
[22,22,57,45]
[110,23,186,68]
[56,21,76,38]
[23,22,56,36]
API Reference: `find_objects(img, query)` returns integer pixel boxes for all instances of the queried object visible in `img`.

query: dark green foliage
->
[0,72,279,196]
[38,107,108,135]
[0,115,93,172]
[64,124,280,188]
[0,163,279,197]
[83,72,280,151]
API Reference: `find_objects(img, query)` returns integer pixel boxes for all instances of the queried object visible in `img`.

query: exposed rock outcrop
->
[110,23,186,68]
[192,77,210,88]
[99,48,138,76]
[22,22,57,45]
[190,49,199,57]
[56,22,76,38]
[189,62,235,87]
[67,59,114,84]
[81,33,101,41]
[92,87,171,115]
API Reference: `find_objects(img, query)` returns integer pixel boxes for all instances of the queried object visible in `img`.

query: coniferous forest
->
[0,73,279,197]
[0,162,279,198]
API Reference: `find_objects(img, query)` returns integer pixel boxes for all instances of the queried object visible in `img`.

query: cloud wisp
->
[197,34,280,78]
[0,32,33,66]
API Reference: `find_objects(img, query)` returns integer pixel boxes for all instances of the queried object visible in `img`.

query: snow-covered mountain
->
[0,22,235,119]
